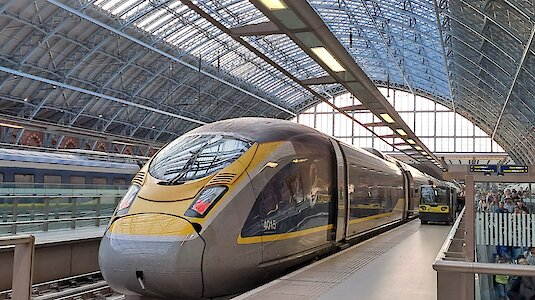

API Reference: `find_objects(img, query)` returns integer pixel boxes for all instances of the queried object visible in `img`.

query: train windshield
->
[149,134,251,183]
[421,186,449,205]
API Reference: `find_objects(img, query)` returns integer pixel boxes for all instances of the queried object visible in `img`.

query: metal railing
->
[1,194,120,234]
[0,183,129,198]
[0,234,35,300]
[434,175,535,300]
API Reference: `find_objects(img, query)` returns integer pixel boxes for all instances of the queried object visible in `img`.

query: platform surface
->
[235,220,450,300]
[0,225,105,248]
[32,225,105,244]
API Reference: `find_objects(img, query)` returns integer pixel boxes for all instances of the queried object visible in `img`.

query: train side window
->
[14,174,34,183]
[93,177,108,185]
[113,178,126,186]
[241,161,301,237]
[44,175,61,184]
[286,173,304,205]
[0,173,3,182]
[70,176,86,184]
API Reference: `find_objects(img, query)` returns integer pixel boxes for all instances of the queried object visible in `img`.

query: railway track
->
[0,272,123,300]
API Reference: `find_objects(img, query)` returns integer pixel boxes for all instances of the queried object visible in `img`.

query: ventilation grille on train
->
[208,172,237,185]
[131,171,146,186]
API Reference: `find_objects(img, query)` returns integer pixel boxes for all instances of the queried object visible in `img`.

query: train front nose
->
[99,214,205,299]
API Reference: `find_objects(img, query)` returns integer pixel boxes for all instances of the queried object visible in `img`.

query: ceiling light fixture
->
[379,113,395,124]
[112,141,134,146]
[414,146,422,150]
[396,129,407,136]
[311,47,346,72]
[259,0,287,10]
[406,139,415,144]
[0,122,23,129]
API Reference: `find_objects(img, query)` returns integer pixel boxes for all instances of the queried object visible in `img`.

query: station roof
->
[0,0,533,164]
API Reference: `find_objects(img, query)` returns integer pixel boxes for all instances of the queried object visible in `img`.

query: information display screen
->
[469,165,498,173]
[499,165,528,173]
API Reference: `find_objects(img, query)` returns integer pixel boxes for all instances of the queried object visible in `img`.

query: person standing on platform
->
[494,257,510,300]
[495,202,509,258]
[507,258,529,300]
[517,200,529,214]
[525,248,535,265]
[505,198,516,213]
[478,196,489,212]
[495,201,508,213]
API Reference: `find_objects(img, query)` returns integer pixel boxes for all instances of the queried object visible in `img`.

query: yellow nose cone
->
[109,214,196,236]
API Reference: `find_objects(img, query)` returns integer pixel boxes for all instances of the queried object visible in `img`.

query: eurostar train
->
[99,117,445,299]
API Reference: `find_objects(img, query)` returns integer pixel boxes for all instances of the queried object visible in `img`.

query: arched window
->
[293,88,504,153]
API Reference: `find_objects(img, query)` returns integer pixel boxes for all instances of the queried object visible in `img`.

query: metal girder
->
[0,0,17,15]
[433,0,456,115]
[446,14,517,63]
[0,65,206,125]
[311,0,450,100]
[358,0,415,95]
[251,0,446,170]
[47,0,296,117]
[492,23,535,140]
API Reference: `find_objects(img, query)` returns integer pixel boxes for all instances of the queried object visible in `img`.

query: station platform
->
[29,225,105,245]
[0,226,106,291]
[235,220,450,300]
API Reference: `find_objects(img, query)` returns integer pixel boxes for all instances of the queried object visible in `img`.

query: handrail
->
[0,215,111,234]
[1,215,111,226]
[435,206,466,261]
[434,260,535,277]
[434,205,535,300]
[0,234,34,300]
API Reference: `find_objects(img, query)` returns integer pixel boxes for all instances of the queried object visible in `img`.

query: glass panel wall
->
[474,182,535,300]
[293,88,504,153]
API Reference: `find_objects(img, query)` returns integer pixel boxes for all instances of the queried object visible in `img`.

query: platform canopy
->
[0,0,534,164]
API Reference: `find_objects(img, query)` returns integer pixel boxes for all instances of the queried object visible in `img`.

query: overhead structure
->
[244,0,445,170]
[436,0,535,165]
[0,0,299,155]
[0,0,534,166]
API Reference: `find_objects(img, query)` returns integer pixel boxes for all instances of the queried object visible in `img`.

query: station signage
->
[469,165,498,173]
[499,165,529,173]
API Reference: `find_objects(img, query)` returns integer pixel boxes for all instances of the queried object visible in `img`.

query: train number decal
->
[263,219,277,231]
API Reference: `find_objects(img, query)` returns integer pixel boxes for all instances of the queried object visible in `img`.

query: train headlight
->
[440,206,447,211]
[419,206,426,211]
[185,186,227,217]
[116,185,140,215]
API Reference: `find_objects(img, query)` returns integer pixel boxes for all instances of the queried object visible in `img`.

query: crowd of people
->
[495,247,535,300]
[477,188,531,215]
[479,188,535,299]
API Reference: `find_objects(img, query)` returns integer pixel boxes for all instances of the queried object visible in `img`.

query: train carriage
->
[419,184,458,225]
[98,117,449,299]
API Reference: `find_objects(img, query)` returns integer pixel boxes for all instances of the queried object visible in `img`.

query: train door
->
[399,168,412,221]
[246,139,336,264]
[330,140,347,243]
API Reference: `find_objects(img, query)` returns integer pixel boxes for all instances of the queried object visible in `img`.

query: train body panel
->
[396,161,433,217]
[0,148,137,185]
[99,216,205,298]
[98,117,446,299]
[419,184,458,225]
[241,132,336,265]
[340,143,405,238]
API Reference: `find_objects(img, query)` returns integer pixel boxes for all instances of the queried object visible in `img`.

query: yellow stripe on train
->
[237,224,334,245]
